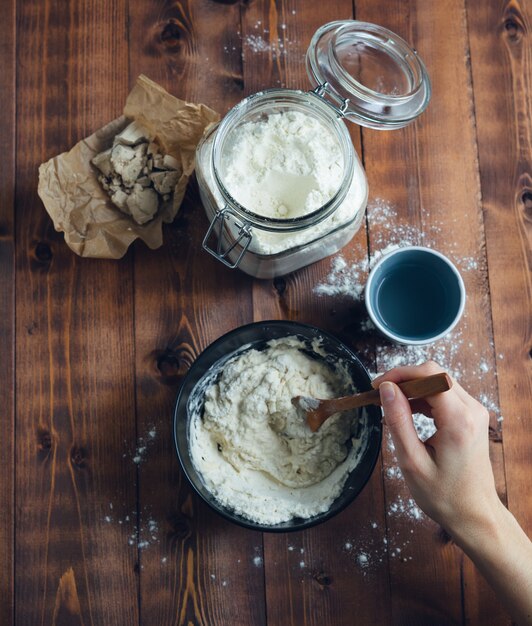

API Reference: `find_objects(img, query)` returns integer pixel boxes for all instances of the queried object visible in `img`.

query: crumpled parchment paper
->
[38,74,220,258]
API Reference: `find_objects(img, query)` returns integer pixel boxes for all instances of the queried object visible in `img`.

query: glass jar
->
[196,20,431,279]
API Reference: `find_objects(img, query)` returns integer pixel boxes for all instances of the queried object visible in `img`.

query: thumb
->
[379,381,428,469]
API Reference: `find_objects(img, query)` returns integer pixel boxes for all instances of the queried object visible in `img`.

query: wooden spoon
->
[292,372,452,433]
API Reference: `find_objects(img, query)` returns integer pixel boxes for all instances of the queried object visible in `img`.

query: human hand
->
[374,361,532,625]
[373,361,504,543]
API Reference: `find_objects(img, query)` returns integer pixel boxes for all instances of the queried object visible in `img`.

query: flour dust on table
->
[314,197,504,425]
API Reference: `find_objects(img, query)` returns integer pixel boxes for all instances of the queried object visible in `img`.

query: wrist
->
[446,502,532,626]
[445,498,509,553]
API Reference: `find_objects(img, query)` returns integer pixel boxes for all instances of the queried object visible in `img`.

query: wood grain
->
[15,0,138,624]
[243,2,391,625]
[466,0,532,534]
[0,0,15,623]
[4,0,531,624]
[465,1,532,620]
[356,0,510,623]
[128,1,266,624]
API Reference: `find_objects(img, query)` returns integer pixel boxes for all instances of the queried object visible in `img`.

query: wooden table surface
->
[2,0,531,624]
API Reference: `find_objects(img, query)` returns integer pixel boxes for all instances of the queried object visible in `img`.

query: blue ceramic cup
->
[364,246,466,345]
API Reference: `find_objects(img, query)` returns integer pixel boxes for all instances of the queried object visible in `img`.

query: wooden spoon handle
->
[393,372,453,402]
[308,373,452,431]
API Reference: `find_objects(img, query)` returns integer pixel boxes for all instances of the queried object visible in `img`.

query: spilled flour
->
[310,197,505,576]
[313,197,504,424]
[340,519,417,577]
[123,425,158,465]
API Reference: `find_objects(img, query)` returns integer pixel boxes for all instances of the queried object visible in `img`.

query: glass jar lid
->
[306,20,431,129]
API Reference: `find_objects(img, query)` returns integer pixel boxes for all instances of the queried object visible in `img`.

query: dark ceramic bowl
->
[173,320,382,532]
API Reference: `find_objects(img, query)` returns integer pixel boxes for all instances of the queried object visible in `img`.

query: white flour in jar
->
[220,111,344,219]
[188,337,368,525]
[200,111,367,256]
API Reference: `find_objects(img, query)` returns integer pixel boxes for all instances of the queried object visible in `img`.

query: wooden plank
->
[10,2,528,625]
[466,0,532,534]
[465,0,532,621]
[15,0,139,624]
[242,2,391,624]
[127,1,266,624]
[0,0,15,623]
[356,0,510,623]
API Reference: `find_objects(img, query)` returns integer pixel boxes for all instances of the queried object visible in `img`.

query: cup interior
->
[365,247,465,344]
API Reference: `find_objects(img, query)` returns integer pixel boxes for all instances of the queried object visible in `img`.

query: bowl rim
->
[364,245,466,346]
[173,320,383,533]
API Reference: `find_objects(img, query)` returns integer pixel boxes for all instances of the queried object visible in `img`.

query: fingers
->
[373,361,445,387]
[379,382,430,471]
[449,377,486,413]
[373,362,470,430]
[408,398,434,416]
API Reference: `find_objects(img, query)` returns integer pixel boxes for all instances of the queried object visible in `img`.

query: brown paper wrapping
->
[38,75,220,258]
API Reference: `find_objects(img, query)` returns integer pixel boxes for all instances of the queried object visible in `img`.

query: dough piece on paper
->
[149,170,180,195]
[126,185,159,225]
[91,148,113,177]
[114,120,150,146]
[110,143,147,187]
[37,75,220,258]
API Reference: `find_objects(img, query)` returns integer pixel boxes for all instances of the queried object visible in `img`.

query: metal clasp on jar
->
[202,206,252,269]
[311,82,350,116]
